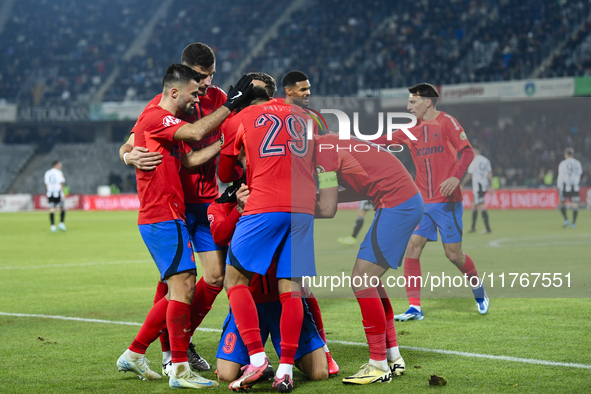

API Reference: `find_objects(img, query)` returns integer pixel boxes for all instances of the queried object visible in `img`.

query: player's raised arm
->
[173,74,253,142]
[119,133,164,171]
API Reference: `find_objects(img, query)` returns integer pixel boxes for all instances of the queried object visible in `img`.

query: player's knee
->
[307,367,329,381]
[204,274,224,288]
[216,369,238,383]
[183,280,196,300]
[445,250,462,264]
[406,242,420,257]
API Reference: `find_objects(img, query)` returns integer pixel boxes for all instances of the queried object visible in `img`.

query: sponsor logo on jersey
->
[416,145,445,156]
[163,115,181,128]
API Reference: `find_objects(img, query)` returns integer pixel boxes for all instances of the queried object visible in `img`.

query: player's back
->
[44,168,64,196]
[558,158,583,191]
[316,133,418,209]
[232,101,316,215]
[468,155,491,188]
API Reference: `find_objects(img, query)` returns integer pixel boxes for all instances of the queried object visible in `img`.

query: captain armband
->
[318,171,338,189]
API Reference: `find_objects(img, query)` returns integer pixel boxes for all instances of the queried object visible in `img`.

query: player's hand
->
[127,146,162,171]
[439,176,460,196]
[236,184,249,214]
[223,74,254,112]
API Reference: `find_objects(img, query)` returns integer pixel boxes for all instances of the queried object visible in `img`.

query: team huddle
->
[111,41,579,392]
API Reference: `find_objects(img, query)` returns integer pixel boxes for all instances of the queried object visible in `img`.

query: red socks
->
[404,257,422,306]
[376,282,398,348]
[154,281,170,352]
[355,287,386,361]
[279,291,304,364]
[190,277,223,332]
[227,285,264,356]
[167,300,191,363]
[304,293,327,343]
[459,254,479,285]
[129,296,168,354]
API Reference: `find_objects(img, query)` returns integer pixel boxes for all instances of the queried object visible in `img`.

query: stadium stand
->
[0,0,589,193]
[0,143,35,193]
[2,0,591,101]
[0,0,159,105]
[103,0,285,102]
[17,142,135,195]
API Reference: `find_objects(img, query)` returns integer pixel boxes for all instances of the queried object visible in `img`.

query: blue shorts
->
[358,193,424,269]
[413,201,463,243]
[185,203,225,253]
[227,213,315,278]
[138,219,196,280]
[216,300,325,364]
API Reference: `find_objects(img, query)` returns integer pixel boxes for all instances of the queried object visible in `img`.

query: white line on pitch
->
[2,312,590,370]
[329,339,591,369]
[0,260,151,270]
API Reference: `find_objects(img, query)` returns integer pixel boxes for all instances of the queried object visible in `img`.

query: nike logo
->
[228,190,236,197]
[230,92,242,100]
[363,326,374,330]
[183,329,192,333]
[446,234,454,238]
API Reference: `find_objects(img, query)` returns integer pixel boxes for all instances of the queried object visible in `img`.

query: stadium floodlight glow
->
[306,109,418,141]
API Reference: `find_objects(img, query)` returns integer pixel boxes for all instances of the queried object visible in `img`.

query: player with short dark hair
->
[119,43,253,373]
[218,87,318,392]
[218,74,339,377]
[44,160,67,232]
[462,146,493,233]
[375,82,489,321]
[557,147,583,228]
[282,70,311,108]
[248,72,277,98]
[116,64,251,389]
[315,133,422,385]
[207,182,329,384]
[181,42,215,70]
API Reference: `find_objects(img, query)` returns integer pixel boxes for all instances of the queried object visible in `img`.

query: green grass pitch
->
[0,208,589,393]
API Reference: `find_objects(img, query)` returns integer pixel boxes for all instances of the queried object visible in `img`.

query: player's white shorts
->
[47,195,65,209]
[559,186,580,203]
[473,183,488,206]
[359,200,375,211]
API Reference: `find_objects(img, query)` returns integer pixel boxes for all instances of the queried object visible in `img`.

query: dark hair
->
[162,64,203,89]
[181,43,215,68]
[565,147,574,156]
[52,160,61,167]
[409,83,439,106]
[235,86,271,113]
[248,72,277,98]
[282,70,308,88]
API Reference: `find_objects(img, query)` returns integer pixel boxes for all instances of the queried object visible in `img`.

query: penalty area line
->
[2,312,590,370]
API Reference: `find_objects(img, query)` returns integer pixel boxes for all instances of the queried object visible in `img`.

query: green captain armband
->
[318,171,338,189]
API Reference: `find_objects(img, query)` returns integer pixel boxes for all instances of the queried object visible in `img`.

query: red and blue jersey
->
[142,86,227,204]
[375,111,471,203]
[315,133,418,209]
[219,101,317,215]
[133,105,190,224]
